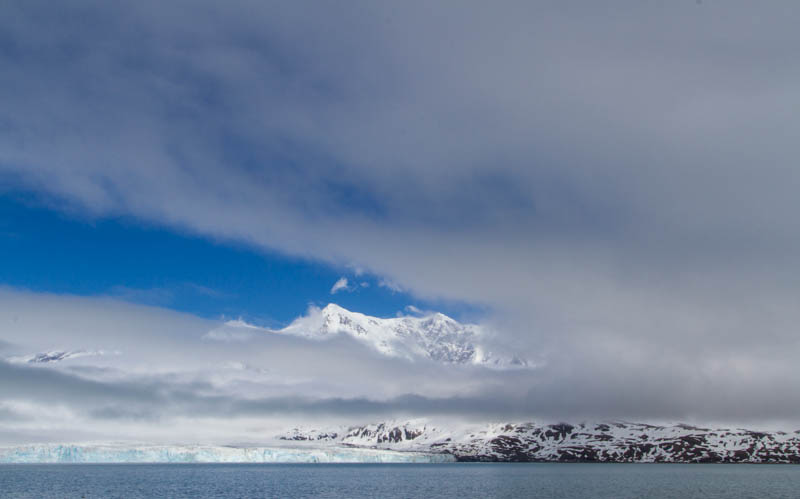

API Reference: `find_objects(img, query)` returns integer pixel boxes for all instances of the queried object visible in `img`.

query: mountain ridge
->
[279,419,800,463]
[275,303,526,368]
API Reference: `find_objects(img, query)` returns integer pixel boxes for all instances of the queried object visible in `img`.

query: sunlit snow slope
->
[276,304,525,367]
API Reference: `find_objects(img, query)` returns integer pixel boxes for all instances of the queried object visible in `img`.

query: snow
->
[6,350,115,364]
[277,303,525,367]
[278,419,800,463]
[0,443,454,464]
[5,421,798,463]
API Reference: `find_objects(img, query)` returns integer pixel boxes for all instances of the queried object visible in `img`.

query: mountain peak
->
[321,303,346,313]
[278,304,524,368]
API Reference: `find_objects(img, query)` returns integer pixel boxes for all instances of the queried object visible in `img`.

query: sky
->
[0,191,473,326]
[2,0,800,443]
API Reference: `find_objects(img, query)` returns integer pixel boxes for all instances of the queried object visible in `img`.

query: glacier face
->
[0,444,454,464]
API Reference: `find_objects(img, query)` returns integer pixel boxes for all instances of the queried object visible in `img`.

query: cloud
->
[378,279,403,293]
[203,320,259,342]
[330,277,349,294]
[328,277,367,294]
[403,305,424,316]
[2,289,800,430]
[1,2,800,430]
[1,288,800,445]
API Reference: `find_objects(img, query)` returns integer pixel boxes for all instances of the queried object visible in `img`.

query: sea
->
[1,463,798,498]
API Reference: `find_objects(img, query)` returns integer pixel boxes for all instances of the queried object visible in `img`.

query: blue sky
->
[0,191,473,326]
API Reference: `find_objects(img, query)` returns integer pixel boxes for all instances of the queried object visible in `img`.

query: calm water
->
[1,463,798,498]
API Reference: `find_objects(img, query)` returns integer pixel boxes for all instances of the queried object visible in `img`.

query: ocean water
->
[0,463,798,498]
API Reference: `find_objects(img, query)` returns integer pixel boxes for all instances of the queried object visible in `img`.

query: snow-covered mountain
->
[280,420,800,463]
[5,304,524,369]
[6,349,112,364]
[6,421,799,463]
[277,303,525,367]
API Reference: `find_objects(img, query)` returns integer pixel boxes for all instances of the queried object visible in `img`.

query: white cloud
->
[3,287,800,447]
[378,279,403,293]
[330,277,349,294]
[404,305,423,316]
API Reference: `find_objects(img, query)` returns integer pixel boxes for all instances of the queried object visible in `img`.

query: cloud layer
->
[2,289,800,445]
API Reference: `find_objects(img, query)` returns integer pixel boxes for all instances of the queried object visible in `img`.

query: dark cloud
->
[4,353,800,431]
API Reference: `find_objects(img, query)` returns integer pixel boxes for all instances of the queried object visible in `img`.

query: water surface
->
[1,463,798,498]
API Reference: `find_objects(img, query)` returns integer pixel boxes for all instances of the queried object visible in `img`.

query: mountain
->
[277,303,526,368]
[279,420,800,463]
[6,349,109,364]
[6,420,799,463]
[8,304,523,368]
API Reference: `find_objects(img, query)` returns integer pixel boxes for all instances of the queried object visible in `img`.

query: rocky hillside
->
[279,420,800,463]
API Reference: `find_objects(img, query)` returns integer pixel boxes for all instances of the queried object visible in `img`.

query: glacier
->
[0,443,455,464]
